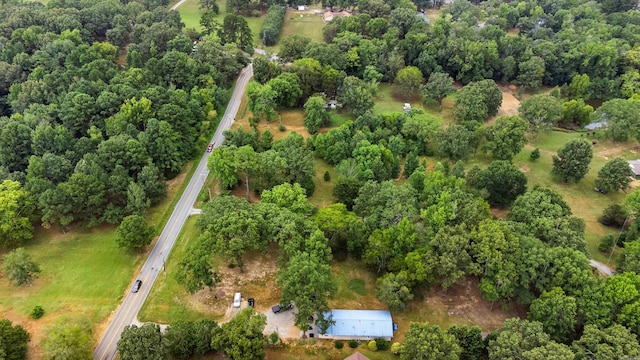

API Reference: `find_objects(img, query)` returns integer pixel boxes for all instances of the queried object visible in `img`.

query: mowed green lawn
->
[264,11,325,52]
[374,83,456,124]
[512,132,637,264]
[173,0,206,30]
[139,217,210,323]
[0,226,139,338]
[462,129,636,264]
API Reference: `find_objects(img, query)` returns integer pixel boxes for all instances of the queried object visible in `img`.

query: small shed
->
[403,103,411,112]
[628,160,640,179]
[585,121,608,131]
[297,5,307,10]
[319,309,394,341]
[344,352,370,360]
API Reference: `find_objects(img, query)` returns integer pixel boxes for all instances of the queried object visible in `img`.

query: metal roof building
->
[319,309,394,340]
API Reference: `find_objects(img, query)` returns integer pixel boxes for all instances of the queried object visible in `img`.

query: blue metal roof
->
[585,121,607,130]
[323,309,393,338]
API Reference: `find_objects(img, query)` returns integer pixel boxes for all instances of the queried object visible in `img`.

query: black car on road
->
[132,280,142,293]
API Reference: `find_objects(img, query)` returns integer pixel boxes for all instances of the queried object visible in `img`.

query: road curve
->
[169,0,187,10]
[93,64,253,360]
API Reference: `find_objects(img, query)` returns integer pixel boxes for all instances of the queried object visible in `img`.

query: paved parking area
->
[263,306,300,339]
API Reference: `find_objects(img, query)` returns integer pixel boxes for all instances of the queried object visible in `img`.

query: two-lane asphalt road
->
[94,63,253,360]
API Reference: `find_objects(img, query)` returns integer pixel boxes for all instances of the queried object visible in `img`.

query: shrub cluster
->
[30,306,44,319]
[334,340,344,349]
[260,6,285,46]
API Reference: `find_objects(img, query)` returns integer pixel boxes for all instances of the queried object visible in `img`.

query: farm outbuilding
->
[319,309,394,341]
[628,160,640,179]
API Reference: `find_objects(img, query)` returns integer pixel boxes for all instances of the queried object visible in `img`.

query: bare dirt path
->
[170,0,187,10]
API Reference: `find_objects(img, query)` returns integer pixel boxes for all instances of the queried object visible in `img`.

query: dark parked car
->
[271,303,293,313]
[132,280,142,293]
[248,298,255,308]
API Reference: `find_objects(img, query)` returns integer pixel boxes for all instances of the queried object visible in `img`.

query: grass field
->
[263,10,326,52]
[374,83,456,125]
[172,0,208,30]
[0,153,198,355]
[0,226,138,357]
[138,217,212,323]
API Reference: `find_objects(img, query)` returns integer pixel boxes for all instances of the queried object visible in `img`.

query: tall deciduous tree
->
[473,160,527,206]
[420,72,454,111]
[175,242,220,294]
[528,287,577,343]
[0,319,29,360]
[2,248,40,287]
[163,321,195,360]
[277,251,336,331]
[376,271,414,311]
[487,318,551,360]
[572,324,640,359]
[303,96,329,134]
[552,139,593,183]
[401,322,462,360]
[196,195,265,270]
[261,183,312,215]
[593,99,640,142]
[516,56,545,91]
[453,80,502,126]
[484,115,528,161]
[561,99,593,127]
[246,82,277,124]
[446,325,485,360]
[267,72,302,109]
[116,215,155,252]
[278,35,311,63]
[0,180,34,248]
[438,124,473,160]
[42,318,93,360]
[117,324,165,360]
[394,66,424,98]
[312,203,368,257]
[353,181,418,229]
[519,95,563,134]
[596,157,634,193]
[339,76,375,117]
[211,307,266,360]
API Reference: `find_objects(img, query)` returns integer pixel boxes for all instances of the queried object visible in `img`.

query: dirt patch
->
[232,107,312,142]
[594,142,640,160]
[188,245,281,321]
[490,207,510,220]
[392,277,525,342]
[496,89,520,118]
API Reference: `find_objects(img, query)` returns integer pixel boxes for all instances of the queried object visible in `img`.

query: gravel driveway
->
[263,306,301,339]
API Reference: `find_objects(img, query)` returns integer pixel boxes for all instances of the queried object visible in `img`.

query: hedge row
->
[260,5,285,46]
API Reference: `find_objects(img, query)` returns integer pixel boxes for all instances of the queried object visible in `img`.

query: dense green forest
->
[0,0,249,246]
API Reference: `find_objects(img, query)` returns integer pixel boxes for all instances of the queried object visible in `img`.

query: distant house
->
[297,5,307,10]
[628,160,640,179]
[344,352,370,360]
[403,103,412,112]
[319,309,394,341]
[322,10,351,22]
